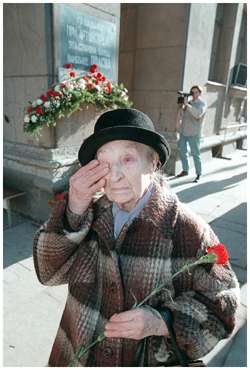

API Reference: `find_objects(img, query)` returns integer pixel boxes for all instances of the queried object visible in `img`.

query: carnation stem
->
[68,333,105,366]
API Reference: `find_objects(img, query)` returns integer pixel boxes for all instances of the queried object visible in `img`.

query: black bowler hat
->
[78,108,171,168]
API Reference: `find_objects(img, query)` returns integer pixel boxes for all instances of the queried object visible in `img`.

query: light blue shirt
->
[180,97,207,137]
[112,182,156,239]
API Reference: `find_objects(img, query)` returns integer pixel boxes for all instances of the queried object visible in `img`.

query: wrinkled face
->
[96,140,157,211]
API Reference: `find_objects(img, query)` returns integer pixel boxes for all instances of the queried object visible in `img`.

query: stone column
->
[119,3,190,174]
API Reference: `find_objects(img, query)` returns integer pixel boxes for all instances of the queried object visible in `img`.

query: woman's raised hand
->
[68,160,110,215]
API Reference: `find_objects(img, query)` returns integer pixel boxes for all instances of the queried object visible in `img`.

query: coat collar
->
[91,173,178,251]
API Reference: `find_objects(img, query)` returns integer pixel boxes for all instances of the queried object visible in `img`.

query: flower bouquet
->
[23,64,133,137]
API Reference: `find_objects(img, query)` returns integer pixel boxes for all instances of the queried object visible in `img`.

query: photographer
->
[176,85,207,182]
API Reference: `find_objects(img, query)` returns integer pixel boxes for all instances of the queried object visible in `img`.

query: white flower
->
[36,99,43,105]
[121,91,128,98]
[31,115,38,123]
[24,114,30,123]
[44,101,51,108]
[124,88,128,93]
[32,101,37,108]
[54,101,60,108]
[95,85,102,92]
[78,79,86,89]
[54,85,61,92]
[65,81,74,91]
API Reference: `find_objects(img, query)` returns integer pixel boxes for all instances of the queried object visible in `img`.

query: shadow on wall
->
[206,83,225,135]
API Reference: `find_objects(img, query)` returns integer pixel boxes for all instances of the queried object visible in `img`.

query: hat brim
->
[78,126,171,167]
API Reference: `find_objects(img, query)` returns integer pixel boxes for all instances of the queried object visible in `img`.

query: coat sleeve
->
[186,101,206,119]
[33,192,94,286]
[164,202,240,360]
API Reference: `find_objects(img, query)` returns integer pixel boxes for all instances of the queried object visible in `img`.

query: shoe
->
[193,175,200,183]
[176,171,188,178]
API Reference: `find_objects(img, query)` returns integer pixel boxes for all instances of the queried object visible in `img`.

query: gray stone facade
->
[3,3,120,221]
[119,3,247,174]
[3,3,247,221]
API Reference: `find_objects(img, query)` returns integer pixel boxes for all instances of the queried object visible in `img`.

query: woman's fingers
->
[89,178,106,193]
[105,320,136,338]
[109,310,137,322]
[71,162,109,186]
[105,329,135,338]
[105,320,134,331]
[68,159,109,214]
[86,166,109,185]
[74,166,109,192]
[71,160,99,180]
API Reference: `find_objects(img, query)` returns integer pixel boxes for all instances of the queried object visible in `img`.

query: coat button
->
[103,346,113,357]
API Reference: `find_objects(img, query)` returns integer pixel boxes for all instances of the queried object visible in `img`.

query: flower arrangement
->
[23,64,133,137]
[68,243,229,366]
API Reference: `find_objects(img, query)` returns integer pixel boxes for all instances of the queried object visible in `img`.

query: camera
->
[177,90,192,104]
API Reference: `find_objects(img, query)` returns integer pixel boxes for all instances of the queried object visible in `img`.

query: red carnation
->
[60,83,66,89]
[64,63,73,69]
[83,76,89,81]
[47,89,61,98]
[96,72,103,80]
[89,64,98,73]
[36,106,43,115]
[101,75,106,82]
[47,89,55,97]
[27,106,33,113]
[87,82,95,90]
[207,243,229,265]
[107,81,112,94]
[40,94,47,102]
[54,192,67,201]
[69,71,76,78]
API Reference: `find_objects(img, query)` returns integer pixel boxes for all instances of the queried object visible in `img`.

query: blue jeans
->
[178,134,202,175]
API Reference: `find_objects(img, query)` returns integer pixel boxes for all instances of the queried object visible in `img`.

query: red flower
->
[69,71,76,78]
[40,94,47,102]
[53,91,62,97]
[47,89,55,97]
[60,83,66,89]
[89,64,98,73]
[207,243,229,265]
[107,81,112,94]
[96,72,103,80]
[27,106,33,113]
[93,72,106,83]
[36,106,43,115]
[54,192,67,201]
[47,89,61,98]
[83,76,89,81]
[87,82,95,90]
[64,63,73,69]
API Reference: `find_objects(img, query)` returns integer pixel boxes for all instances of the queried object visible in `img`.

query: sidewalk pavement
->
[3,148,247,366]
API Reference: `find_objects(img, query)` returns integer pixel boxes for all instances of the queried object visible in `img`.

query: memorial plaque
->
[56,4,118,81]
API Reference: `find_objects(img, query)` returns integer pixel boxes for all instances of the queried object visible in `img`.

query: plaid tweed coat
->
[33,173,239,367]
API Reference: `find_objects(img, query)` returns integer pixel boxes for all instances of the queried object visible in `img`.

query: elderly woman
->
[33,108,239,367]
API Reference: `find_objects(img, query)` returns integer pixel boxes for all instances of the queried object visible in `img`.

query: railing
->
[219,123,247,141]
